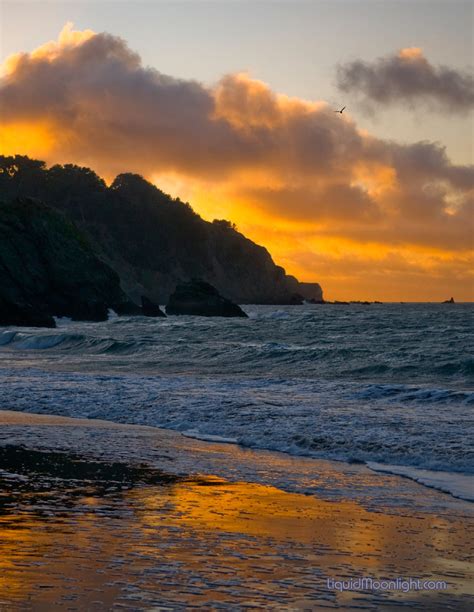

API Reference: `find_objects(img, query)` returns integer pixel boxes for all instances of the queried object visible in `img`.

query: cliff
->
[0,156,323,305]
[0,198,138,326]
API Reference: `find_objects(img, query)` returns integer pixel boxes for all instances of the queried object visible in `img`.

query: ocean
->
[1,303,473,503]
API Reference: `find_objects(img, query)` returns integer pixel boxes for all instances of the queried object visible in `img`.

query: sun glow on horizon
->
[1,22,472,301]
[0,122,56,158]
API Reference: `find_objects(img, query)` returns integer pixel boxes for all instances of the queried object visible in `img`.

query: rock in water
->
[443,297,455,304]
[0,297,56,328]
[166,280,248,317]
[141,296,166,317]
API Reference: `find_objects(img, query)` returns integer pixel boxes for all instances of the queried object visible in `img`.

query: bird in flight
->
[334,106,346,114]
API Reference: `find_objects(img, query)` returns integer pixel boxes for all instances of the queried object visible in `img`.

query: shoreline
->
[1,407,472,507]
[1,305,471,502]
[1,409,473,609]
[182,429,474,504]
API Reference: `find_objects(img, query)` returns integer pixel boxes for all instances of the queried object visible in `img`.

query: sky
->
[0,0,473,300]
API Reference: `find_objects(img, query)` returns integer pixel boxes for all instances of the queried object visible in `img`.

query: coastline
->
[1,409,473,610]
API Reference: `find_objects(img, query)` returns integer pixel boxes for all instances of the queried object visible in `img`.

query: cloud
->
[0,21,96,77]
[336,47,474,113]
[1,25,473,299]
[240,183,383,223]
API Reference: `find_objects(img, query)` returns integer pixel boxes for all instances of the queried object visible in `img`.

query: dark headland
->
[0,155,323,326]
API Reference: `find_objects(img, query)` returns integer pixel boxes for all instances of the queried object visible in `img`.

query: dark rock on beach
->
[0,198,137,327]
[141,296,166,317]
[166,279,248,317]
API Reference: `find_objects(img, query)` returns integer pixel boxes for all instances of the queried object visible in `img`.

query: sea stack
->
[166,279,248,317]
[141,296,166,317]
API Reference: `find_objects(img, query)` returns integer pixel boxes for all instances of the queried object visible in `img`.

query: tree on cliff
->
[0,155,322,304]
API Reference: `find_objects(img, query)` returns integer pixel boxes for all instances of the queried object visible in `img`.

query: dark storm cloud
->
[336,48,474,112]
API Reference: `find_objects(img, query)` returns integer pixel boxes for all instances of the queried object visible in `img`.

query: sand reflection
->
[1,471,473,610]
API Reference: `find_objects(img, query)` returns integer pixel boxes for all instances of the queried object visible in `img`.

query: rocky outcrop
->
[0,296,56,328]
[166,280,248,317]
[141,296,166,317]
[113,301,142,316]
[0,198,138,327]
[297,282,324,303]
[0,157,323,305]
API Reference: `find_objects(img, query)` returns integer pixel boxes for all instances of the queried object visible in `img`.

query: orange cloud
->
[1,25,473,300]
[398,47,424,60]
[1,22,95,77]
[214,72,324,130]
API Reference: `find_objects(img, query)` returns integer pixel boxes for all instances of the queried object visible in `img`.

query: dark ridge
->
[0,155,323,305]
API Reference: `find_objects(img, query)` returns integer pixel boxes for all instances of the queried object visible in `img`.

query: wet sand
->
[0,410,473,610]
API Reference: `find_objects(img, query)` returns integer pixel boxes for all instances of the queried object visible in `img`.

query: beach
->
[2,3,474,608]
[1,410,472,610]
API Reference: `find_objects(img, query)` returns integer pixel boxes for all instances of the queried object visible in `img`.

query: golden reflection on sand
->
[134,481,473,581]
[1,476,473,610]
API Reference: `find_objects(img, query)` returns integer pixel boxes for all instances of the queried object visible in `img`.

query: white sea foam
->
[367,463,474,502]
[182,430,238,444]
[1,303,473,505]
[2,410,471,515]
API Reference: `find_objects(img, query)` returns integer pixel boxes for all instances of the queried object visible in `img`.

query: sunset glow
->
[1,4,473,610]
[1,22,472,301]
